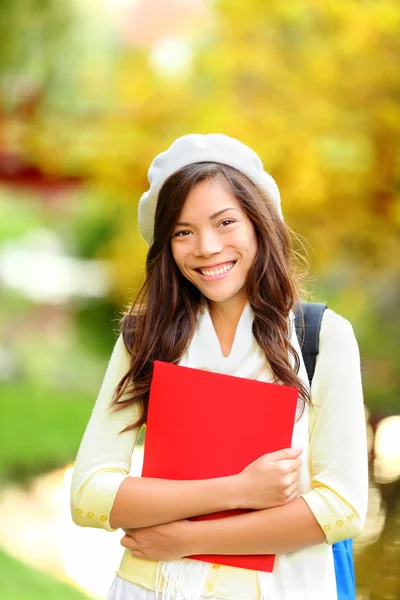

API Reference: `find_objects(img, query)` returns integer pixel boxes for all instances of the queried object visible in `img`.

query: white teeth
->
[199,262,235,277]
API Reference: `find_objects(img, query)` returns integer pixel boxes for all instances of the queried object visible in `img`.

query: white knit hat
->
[138,133,282,244]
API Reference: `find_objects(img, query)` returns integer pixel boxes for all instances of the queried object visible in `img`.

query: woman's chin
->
[198,286,244,304]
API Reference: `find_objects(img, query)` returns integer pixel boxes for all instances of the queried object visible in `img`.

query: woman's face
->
[170,178,258,306]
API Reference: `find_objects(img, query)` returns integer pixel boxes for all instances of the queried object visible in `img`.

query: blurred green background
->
[0,1,399,598]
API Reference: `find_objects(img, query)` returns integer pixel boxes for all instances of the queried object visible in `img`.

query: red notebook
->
[141,360,298,572]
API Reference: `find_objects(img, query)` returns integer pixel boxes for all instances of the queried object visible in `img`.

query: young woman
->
[70,134,369,600]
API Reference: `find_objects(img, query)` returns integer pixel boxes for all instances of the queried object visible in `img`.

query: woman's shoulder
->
[316,307,361,377]
[320,307,357,345]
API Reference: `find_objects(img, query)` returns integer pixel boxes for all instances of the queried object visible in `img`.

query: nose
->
[193,229,223,258]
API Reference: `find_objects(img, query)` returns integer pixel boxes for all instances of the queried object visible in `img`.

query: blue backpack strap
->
[294,301,355,600]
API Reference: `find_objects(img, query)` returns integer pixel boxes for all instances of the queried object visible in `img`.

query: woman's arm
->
[70,335,238,531]
[111,446,301,530]
[121,498,324,560]
[189,497,325,555]
[110,475,240,530]
[121,498,326,561]
[71,334,302,531]
[300,309,369,544]
[122,310,369,558]
[189,310,368,551]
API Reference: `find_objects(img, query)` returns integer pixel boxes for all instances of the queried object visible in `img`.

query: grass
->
[0,377,106,599]
[0,548,90,600]
[0,380,94,485]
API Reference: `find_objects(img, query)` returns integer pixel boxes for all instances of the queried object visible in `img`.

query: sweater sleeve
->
[300,309,369,545]
[70,334,141,532]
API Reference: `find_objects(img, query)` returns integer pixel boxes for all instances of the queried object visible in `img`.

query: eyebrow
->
[175,207,241,227]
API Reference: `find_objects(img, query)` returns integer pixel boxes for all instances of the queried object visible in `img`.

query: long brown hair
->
[111,162,311,432]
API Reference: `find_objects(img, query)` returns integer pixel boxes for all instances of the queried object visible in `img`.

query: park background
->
[0,0,399,598]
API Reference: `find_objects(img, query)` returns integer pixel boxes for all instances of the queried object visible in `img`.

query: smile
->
[196,261,236,279]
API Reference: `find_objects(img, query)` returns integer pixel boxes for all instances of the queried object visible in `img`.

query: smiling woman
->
[70,134,368,600]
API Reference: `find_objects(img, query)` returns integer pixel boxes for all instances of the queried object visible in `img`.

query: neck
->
[207,293,248,358]
[208,292,248,330]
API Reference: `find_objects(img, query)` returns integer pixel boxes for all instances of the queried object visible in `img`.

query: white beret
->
[138,133,282,244]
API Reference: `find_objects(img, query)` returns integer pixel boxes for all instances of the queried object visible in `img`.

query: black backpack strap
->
[294,302,327,386]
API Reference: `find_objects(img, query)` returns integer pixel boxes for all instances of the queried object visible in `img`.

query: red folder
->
[141,360,298,572]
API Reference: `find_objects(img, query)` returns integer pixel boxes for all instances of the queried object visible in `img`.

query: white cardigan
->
[71,305,369,599]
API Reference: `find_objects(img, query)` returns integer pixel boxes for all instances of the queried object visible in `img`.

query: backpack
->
[294,302,355,600]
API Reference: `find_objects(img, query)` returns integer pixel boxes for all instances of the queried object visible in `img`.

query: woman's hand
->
[237,447,303,510]
[121,519,193,561]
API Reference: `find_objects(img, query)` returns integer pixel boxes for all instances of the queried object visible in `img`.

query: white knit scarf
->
[154,302,337,600]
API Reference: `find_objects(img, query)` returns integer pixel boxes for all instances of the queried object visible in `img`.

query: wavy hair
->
[110,162,311,432]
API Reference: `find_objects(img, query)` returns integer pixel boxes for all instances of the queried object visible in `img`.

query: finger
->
[131,549,145,558]
[120,534,136,550]
[285,485,299,503]
[279,457,302,474]
[268,448,303,461]
[283,472,299,490]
